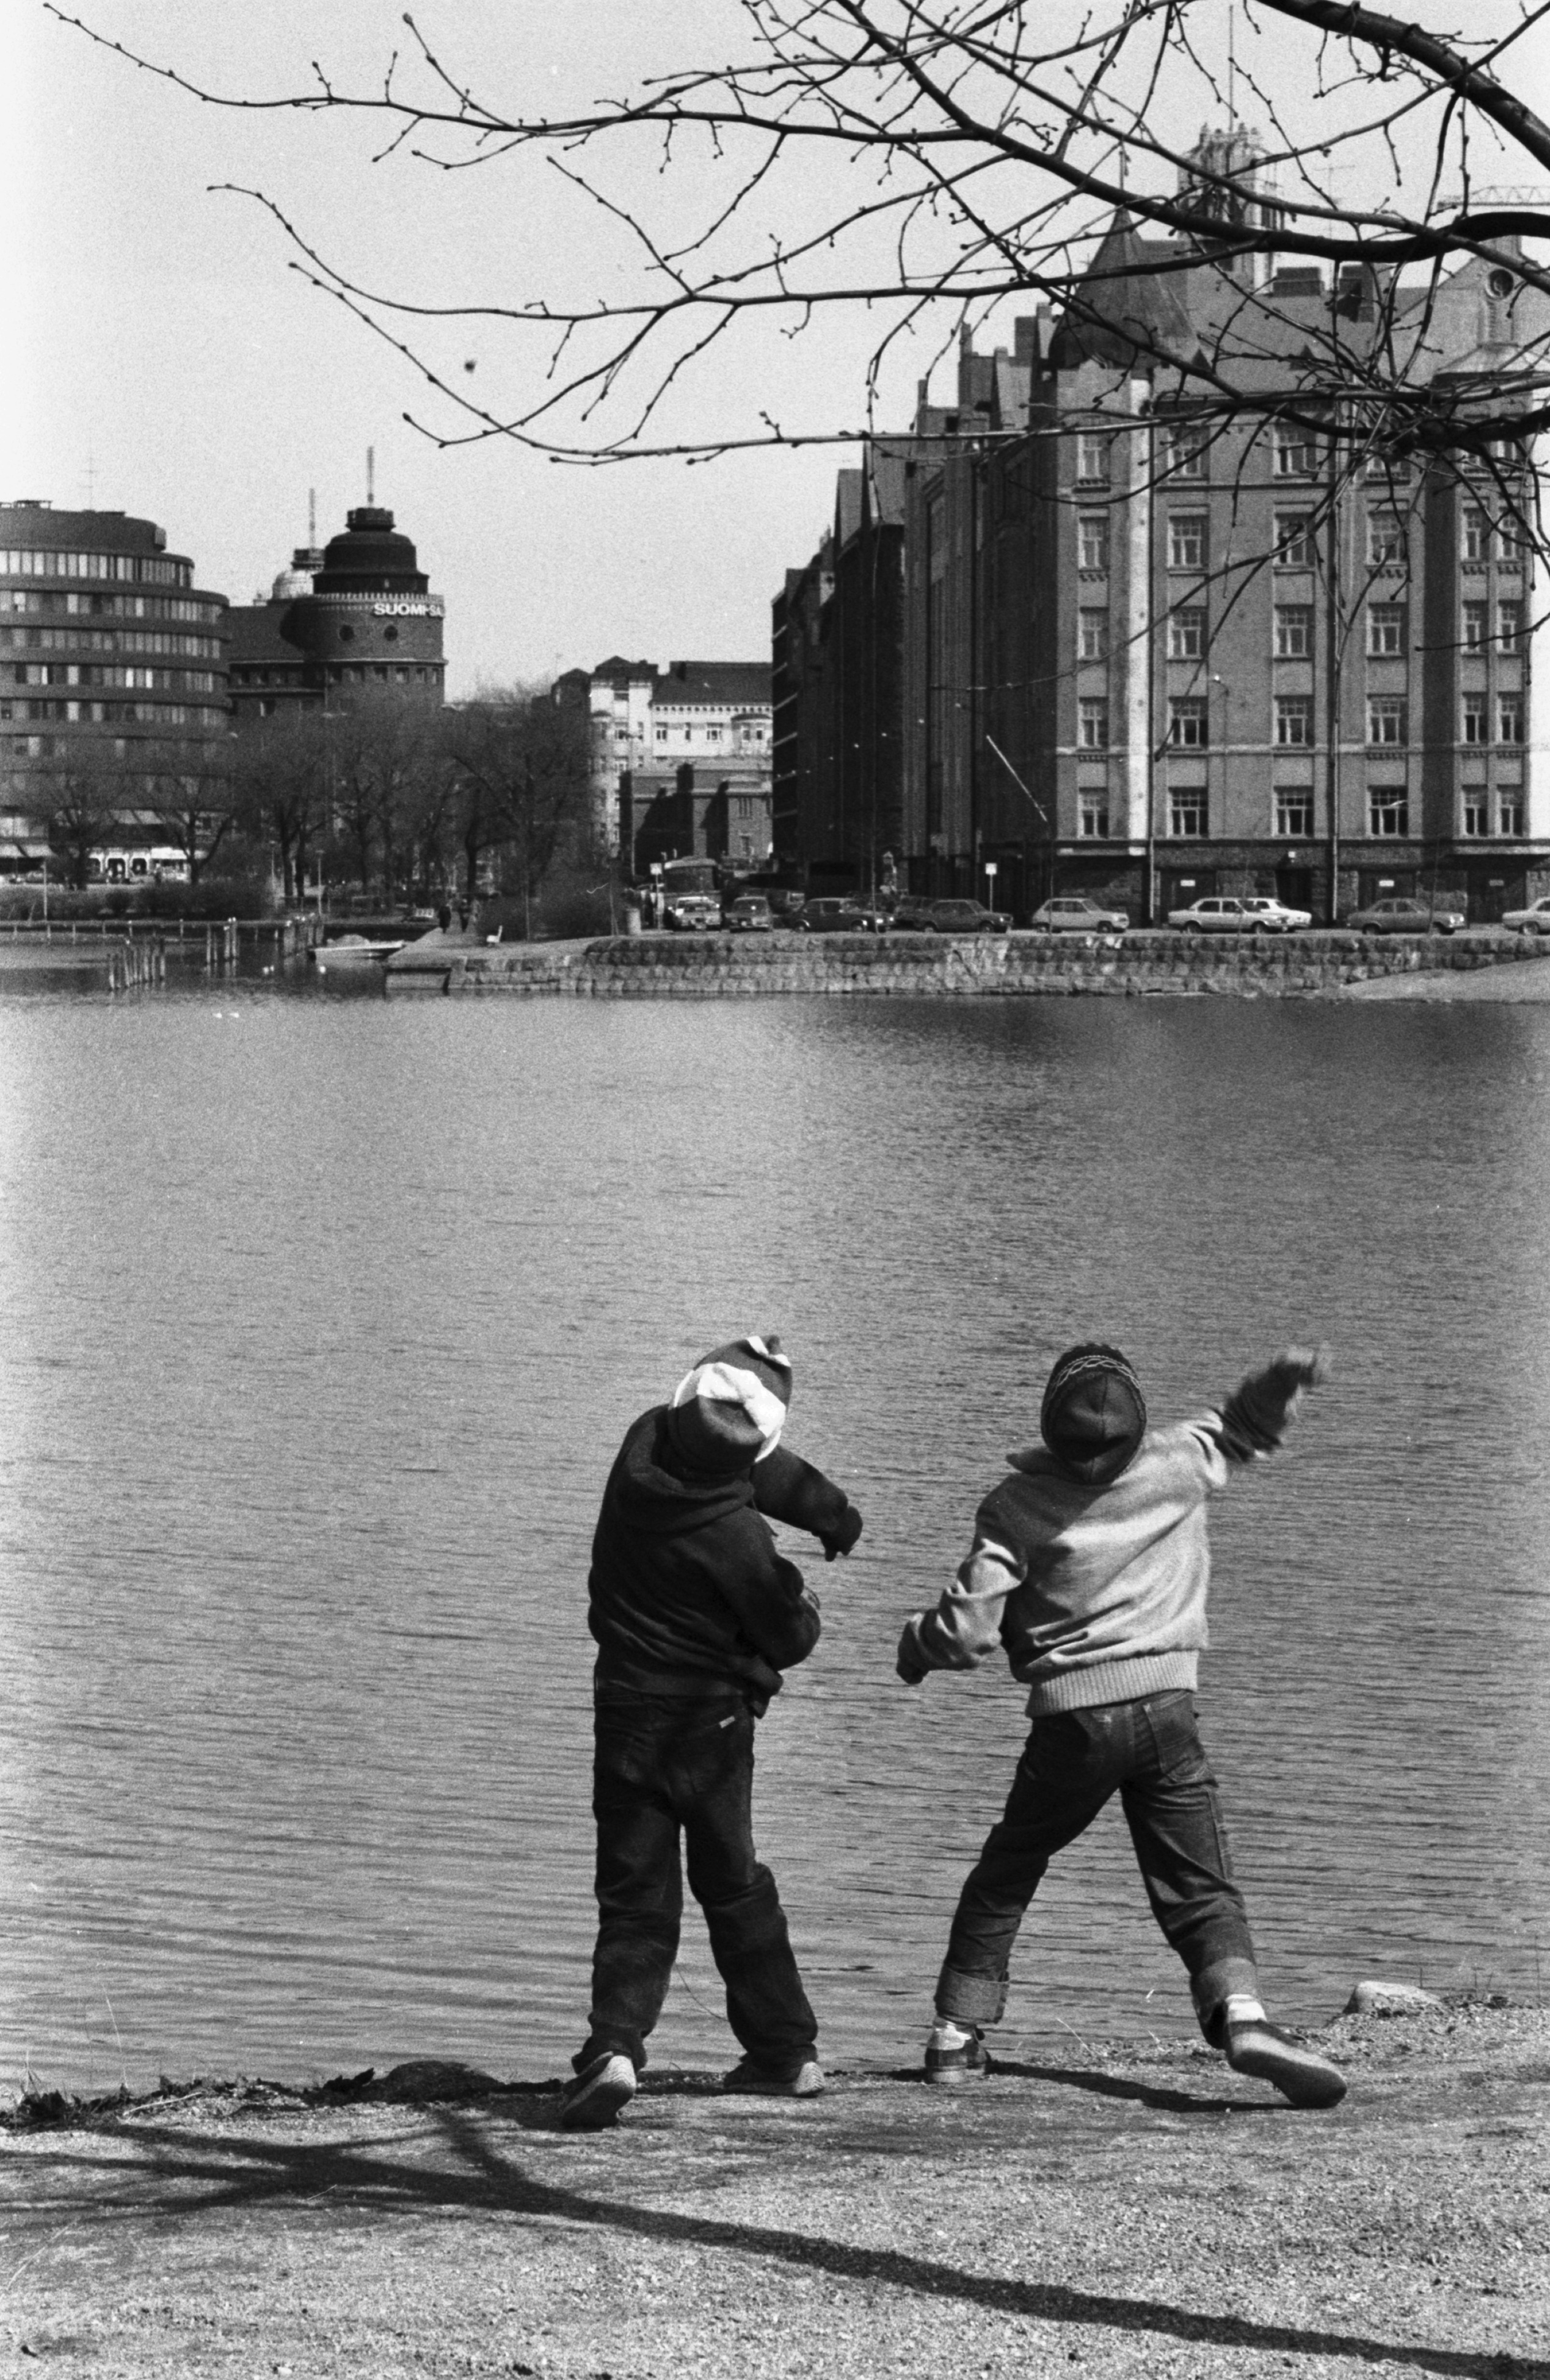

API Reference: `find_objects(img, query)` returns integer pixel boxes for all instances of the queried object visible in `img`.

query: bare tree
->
[144,738,239,887]
[231,711,330,904]
[443,690,594,928]
[40,741,128,889]
[51,1,1550,493]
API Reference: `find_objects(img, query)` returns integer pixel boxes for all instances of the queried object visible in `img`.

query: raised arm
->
[1211,1344,1332,1465]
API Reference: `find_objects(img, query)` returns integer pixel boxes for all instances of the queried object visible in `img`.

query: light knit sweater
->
[904,1364,1308,1714]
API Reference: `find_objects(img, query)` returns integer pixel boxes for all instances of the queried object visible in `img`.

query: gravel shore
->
[4,1998,1546,2378]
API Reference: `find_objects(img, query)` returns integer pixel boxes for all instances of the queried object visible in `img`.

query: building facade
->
[555,656,773,861]
[227,506,446,719]
[895,137,1550,923]
[771,449,906,896]
[0,501,228,872]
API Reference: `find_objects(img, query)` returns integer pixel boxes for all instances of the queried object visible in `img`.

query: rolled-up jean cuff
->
[934,1965,1009,2026]
[1191,1956,1261,2039]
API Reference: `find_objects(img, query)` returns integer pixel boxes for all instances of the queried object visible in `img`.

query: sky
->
[8,2,1547,699]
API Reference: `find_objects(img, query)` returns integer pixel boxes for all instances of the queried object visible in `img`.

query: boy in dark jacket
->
[560,1334,862,2130]
[897,1342,1346,2110]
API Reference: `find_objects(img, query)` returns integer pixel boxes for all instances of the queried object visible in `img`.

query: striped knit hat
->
[1040,1343,1147,1484]
[666,1334,793,1474]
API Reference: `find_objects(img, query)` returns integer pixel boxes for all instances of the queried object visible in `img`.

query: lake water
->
[1,980,1546,2095]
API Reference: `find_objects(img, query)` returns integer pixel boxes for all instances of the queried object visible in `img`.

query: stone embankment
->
[384,926,1550,999]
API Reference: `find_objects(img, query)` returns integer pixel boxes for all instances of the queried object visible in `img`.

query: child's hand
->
[820,1508,864,1562]
[896,1620,928,1686]
[1268,1343,1333,1394]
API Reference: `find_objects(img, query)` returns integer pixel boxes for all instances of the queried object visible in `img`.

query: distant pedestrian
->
[560,1334,863,2130]
[897,1342,1346,2109]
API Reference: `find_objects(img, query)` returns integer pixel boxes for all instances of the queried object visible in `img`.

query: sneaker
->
[1223,2018,1346,2109]
[558,2051,637,2130]
[924,2021,988,2086]
[721,2056,826,2098]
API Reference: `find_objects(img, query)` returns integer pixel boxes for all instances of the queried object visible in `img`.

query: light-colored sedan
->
[1502,896,1550,936]
[1168,897,1261,933]
[1239,896,1312,932]
[1028,895,1129,932]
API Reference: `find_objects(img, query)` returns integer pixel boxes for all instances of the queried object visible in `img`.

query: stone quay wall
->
[384,928,1550,1000]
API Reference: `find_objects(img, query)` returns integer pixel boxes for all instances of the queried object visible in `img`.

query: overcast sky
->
[8,3,1546,698]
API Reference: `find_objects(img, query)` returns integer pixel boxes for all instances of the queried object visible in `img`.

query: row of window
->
[1077,508,1522,573]
[0,591,222,624]
[1075,694,1525,749]
[1079,600,1523,663]
[10,663,219,691]
[1078,423,1521,488]
[1075,792,1525,840]
[2,628,225,659]
[0,550,194,588]
[0,702,228,727]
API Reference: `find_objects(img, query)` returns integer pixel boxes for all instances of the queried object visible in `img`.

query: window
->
[1167,696,1209,748]
[1078,514,1110,570]
[1168,514,1207,570]
[1368,604,1405,657]
[1078,609,1109,661]
[1498,601,1523,655]
[1077,432,1112,484]
[1463,794,1489,837]
[1462,600,1488,652]
[1500,793,1525,836]
[1275,694,1313,746]
[1274,424,1315,478]
[1367,512,1405,566]
[1369,790,1409,835]
[1275,605,1312,658]
[1079,795,1110,839]
[1462,693,1488,744]
[1461,506,1490,562]
[1168,790,1208,837]
[1367,696,1407,746]
[1168,606,1206,660]
[1077,697,1109,749]
[1276,792,1314,837]
[1499,695,1524,744]
[1275,511,1314,567]
[1166,424,1207,479]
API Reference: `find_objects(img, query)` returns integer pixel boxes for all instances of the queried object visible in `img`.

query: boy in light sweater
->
[897,1341,1345,2109]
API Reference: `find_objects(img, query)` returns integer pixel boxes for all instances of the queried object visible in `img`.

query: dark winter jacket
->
[589,1405,861,1708]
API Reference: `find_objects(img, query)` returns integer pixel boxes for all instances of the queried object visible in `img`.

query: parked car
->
[892,896,1011,934]
[1345,896,1467,935]
[1502,896,1550,936]
[1028,895,1129,933]
[724,893,775,932]
[1238,895,1312,933]
[799,896,878,933]
[1167,897,1262,933]
[763,887,807,925]
[664,892,721,931]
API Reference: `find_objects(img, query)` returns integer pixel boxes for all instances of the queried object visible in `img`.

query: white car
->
[1028,895,1129,932]
[1502,896,1550,937]
[1239,896,1312,933]
[1168,897,1260,933]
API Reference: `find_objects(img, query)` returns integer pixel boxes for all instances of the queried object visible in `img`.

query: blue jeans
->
[936,1690,1259,2036]
[577,1685,818,2075]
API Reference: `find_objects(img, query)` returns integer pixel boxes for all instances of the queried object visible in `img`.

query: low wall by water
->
[384,928,1550,999]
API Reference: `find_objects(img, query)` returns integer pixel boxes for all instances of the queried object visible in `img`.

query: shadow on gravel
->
[15,2114,1547,2380]
[980,2060,1257,2116]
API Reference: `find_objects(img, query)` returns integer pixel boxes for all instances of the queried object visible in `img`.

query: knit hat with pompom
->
[665,1334,793,1476]
[1040,1343,1147,1485]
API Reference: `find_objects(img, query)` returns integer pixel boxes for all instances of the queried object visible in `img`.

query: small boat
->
[310,933,406,976]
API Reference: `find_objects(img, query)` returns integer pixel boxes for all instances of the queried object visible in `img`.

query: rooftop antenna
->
[366,445,376,506]
[1227,0,1238,129]
[308,486,317,544]
[83,451,97,508]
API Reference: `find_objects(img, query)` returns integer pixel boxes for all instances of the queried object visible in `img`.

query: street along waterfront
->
[1,989,1546,2093]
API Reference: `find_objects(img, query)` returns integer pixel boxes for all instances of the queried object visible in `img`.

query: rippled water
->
[1,981,1547,2094]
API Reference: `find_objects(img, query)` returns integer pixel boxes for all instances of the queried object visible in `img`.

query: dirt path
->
[4,2001,1546,2379]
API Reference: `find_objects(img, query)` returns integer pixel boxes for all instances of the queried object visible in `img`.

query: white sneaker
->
[558,2052,637,2130]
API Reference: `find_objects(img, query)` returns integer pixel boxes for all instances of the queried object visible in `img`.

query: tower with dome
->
[228,500,446,722]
